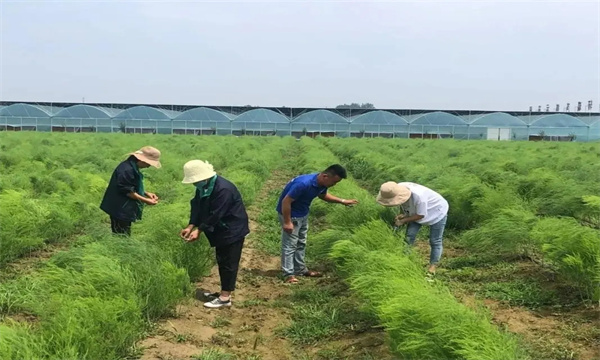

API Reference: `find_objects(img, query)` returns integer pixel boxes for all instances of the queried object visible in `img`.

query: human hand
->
[394,214,406,226]
[180,226,194,240]
[341,199,359,207]
[144,197,158,205]
[184,229,201,243]
[146,192,159,201]
[283,221,294,234]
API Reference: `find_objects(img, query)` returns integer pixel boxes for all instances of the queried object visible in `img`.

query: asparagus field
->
[0,132,598,360]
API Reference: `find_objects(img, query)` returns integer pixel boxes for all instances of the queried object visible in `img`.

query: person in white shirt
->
[376,181,449,274]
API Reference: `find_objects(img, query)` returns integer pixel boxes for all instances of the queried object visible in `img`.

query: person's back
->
[190,176,249,248]
[275,173,327,218]
[399,182,448,226]
[100,159,140,222]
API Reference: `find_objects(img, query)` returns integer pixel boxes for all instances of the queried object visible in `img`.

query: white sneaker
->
[203,297,232,308]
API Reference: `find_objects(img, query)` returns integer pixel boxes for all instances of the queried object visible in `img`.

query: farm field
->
[0,132,598,360]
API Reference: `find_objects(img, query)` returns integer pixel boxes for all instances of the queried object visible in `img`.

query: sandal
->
[284,276,299,284]
[299,270,322,277]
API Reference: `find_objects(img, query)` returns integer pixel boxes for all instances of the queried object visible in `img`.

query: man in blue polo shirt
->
[276,164,358,283]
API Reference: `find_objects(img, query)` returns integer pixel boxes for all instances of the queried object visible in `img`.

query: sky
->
[1,0,599,111]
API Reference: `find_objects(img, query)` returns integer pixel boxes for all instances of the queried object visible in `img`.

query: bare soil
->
[137,174,393,360]
[413,241,600,360]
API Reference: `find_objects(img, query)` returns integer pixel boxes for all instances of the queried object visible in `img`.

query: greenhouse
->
[291,110,348,136]
[0,101,598,141]
[231,109,290,136]
[406,111,467,139]
[0,103,53,130]
[51,105,122,133]
[349,111,409,137]
[112,106,179,134]
[173,107,234,135]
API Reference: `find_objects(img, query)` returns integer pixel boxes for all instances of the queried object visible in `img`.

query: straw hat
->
[182,160,217,184]
[130,146,161,168]
[376,182,411,207]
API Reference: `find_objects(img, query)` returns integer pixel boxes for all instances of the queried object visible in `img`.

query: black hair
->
[322,164,347,179]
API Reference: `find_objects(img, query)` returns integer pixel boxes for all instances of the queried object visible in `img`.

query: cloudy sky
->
[1,0,598,111]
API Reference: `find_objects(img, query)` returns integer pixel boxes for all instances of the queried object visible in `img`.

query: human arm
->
[395,214,424,226]
[116,166,156,205]
[281,195,294,234]
[318,193,359,206]
[145,192,159,201]
[182,190,202,240]
[395,199,426,225]
[192,188,232,233]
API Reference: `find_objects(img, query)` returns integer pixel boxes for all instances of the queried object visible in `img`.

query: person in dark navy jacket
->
[100,146,161,236]
[179,159,249,309]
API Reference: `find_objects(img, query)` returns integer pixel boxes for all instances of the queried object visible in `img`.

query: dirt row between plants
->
[137,171,392,360]
[413,241,600,360]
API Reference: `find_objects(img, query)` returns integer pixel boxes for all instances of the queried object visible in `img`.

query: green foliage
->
[481,280,557,308]
[460,208,539,256]
[0,190,50,264]
[329,221,526,360]
[191,348,237,360]
[0,132,289,359]
[320,136,600,302]
[280,284,378,346]
[297,138,526,359]
[579,195,600,228]
[0,324,42,360]
[531,218,600,301]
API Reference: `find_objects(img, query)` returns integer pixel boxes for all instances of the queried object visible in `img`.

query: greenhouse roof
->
[470,112,526,126]
[351,111,408,125]
[112,106,178,120]
[409,111,466,125]
[0,103,55,117]
[530,114,588,127]
[293,110,347,124]
[233,109,289,123]
[53,104,121,119]
[174,107,233,122]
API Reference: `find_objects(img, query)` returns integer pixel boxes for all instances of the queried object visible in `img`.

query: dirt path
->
[0,240,74,283]
[413,242,600,360]
[137,170,394,360]
[138,174,295,360]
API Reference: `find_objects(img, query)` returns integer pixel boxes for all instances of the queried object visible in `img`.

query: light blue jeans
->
[279,214,309,277]
[405,215,447,265]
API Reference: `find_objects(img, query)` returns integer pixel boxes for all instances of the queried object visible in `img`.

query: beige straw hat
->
[376,182,411,207]
[182,160,217,184]
[129,146,162,168]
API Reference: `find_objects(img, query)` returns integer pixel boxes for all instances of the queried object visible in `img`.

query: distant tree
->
[335,103,375,109]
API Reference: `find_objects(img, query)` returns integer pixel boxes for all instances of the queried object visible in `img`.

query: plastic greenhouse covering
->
[351,111,408,125]
[112,106,177,120]
[231,109,289,132]
[530,114,588,127]
[292,110,348,133]
[349,111,409,134]
[409,111,466,126]
[470,112,526,126]
[53,105,121,119]
[0,103,53,118]
[1,102,598,141]
[174,107,234,122]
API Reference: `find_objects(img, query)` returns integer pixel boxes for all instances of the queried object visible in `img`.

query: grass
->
[481,280,557,308]
[0,133,292,360]
[236,299,265,308]
[1,133,598,359]
[277,279,380,346]
[191,348,237,360]
[210,316,232,329]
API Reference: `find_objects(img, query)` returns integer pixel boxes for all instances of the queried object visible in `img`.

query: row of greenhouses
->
[1,103,598,141]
